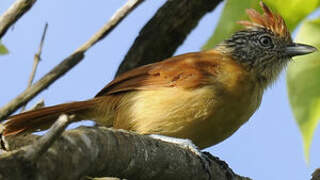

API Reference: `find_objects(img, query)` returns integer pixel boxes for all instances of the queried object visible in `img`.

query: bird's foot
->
[149,134,212,179]
[149,134,201,155]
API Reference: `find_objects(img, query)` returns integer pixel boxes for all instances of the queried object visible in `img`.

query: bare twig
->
[21,23,48,112]
[0,0,144,121]
[0,0,37,39]
[75,0,145,53]
[27,98,45,111]
[0,127,250,180]
[23,114,73,161]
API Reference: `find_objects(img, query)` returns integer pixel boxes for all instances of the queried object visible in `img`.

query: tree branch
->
[0,0,37,39]
[0,0,144,121]
[22,114,72,162]
[21,23,48,112]
[116,0,223,76]
[0,127,250,180]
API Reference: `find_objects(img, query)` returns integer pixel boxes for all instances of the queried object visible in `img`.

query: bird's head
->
[216,1,317,86]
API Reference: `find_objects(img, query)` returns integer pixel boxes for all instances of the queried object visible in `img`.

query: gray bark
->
[0,126,250,180]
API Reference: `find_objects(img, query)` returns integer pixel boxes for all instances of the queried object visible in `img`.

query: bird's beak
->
[285,43,318,57]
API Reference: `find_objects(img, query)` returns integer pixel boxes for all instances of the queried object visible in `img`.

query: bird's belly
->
[113,85,262,149]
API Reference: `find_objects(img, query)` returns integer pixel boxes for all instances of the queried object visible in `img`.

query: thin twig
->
[23,114,73,162]
[21,23,48,112]
[0,0,37,39]
[27,99,44,111]
[75,0,145,53]
[0,0,144,121]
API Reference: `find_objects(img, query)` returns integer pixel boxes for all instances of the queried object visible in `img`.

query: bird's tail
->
[2,98,101,136]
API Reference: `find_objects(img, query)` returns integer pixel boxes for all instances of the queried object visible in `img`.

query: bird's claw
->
[149,134,212,179]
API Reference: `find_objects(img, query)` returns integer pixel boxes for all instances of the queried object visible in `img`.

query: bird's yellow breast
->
[112,60,264,149]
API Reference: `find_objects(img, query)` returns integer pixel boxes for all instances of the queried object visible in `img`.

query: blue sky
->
[1,1,319,179]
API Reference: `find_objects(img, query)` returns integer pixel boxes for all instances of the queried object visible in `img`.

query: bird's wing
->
[95,50,223,97]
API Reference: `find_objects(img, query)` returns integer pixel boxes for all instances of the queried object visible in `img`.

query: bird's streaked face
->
[217,2,317,86]
[224,28,316,85]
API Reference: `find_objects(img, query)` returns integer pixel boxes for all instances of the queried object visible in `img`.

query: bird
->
[2,1,317,150]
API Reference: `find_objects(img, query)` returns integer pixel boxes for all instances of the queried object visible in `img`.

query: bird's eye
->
[259,36,274,48]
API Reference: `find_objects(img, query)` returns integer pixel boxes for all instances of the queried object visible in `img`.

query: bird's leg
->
[149,134,212,179]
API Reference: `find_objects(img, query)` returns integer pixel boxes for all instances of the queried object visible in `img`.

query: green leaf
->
[0,41,8,55]
[266,0,320,31]
[287,19,320,162]
[202,0,320,50]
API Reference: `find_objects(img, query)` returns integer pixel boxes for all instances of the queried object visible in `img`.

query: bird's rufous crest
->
[238,1,291,40]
